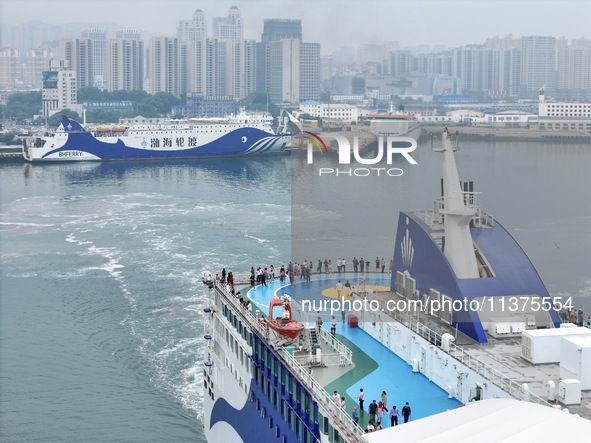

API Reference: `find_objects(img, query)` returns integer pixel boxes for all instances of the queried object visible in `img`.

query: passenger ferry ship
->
[201,130,591,442]
[22,111,293,162]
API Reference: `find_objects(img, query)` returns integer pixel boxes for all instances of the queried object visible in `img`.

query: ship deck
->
[371,290,591,419]
[241,273,591,423]
[244,274,461,429]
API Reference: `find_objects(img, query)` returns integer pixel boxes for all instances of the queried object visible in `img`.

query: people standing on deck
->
[228,272,234,288]
[317,259,322,274]
[345,280,352,298]
[340,397,346,409]
[368,400,378,423]
[261,268,268,287]
[288,261,293,277]
[389,405,400,426]
[331,316,337,336]
[376,401,385,425]
[336,258,341,273]
[328,259,333,273]
[360,258,364,273]
[324,259,329,273]
[375,257,380,271]
[389,259,393,273]
[221,268,227,282]
[335,280,343,298]
[293,263,299,279]
[381,391,388,412]
[365,259,370,272]
[306,265,311,282]
[269,265,275,281]
[356,388,365,411]
[353,257,359,272]
[332,391,340,404]
[342,258,347,272]
[381,258,385,273]
[279,265,286,282]
[402,402,411,423]
[316,313,323,335]
[352,407,359,424]
[341,310,346,324]
[250,267,255,287]
[256,267,262,284]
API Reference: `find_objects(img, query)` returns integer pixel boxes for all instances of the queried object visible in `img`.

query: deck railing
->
[356,291,552,408]
[317,327,353,365]
[213,282,365,442]
[279,348,366,443]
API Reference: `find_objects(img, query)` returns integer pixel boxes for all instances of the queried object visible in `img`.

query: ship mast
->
[437,129,480,279]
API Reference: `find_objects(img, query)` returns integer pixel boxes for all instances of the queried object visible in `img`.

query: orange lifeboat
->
[95,126,111,133]
[111,125,126,132]
[267,295,304,339]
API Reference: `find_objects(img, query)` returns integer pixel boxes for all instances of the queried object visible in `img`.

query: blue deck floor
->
[246,273,462,426]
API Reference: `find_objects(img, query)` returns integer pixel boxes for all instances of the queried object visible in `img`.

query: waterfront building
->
[299,100,359,122]
[107,30,144,92]
[171,94,236,118]
[538,89,591,118]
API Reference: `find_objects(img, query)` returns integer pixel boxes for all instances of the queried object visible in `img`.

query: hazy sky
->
[2,0,590,52]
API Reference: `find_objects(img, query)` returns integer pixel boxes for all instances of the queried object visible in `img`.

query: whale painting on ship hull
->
[23,115,292,162]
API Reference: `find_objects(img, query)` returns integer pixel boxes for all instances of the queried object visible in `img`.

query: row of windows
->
[252,335,320,443]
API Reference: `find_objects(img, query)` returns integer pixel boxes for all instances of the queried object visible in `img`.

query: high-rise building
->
[107,30,144,92]
[556,37,591,99]
[257,19,302,91]
[178,9,207,41]
[258,19,319,102]
[300,42,320,101]
[81,28,107,88]
[520,36,556,98]
[213,6,243,39]
[41,59,78,118]
[268,38,300,102]
[178,7,254,100]
[60,38,94,89]
[150,36,180,96]
[0,48,20,88]
[24,47,54,88]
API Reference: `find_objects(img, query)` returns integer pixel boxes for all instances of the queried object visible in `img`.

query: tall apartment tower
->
[180,7,254,99]
[213,6,243,39]
[61,38,94,89]
[150,36,180,96]
[556,37,591,99]
[256,19,302,92]
[41,59,77,118]
[107,30,144,92]
[520,36,556,98]
[81,28,106,88]
[178,9,207,40]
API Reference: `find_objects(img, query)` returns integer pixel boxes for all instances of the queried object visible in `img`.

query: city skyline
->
[2,0,591,53]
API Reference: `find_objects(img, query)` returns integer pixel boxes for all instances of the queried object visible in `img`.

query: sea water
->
[1,139,590,442]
